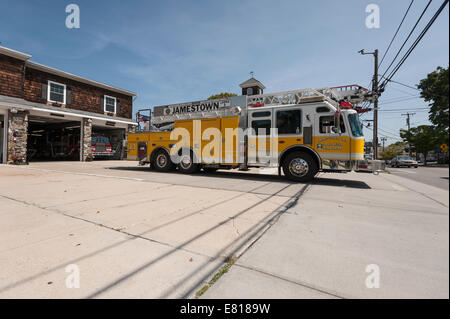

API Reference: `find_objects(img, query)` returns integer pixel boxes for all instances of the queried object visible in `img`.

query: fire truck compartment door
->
[221,116,239,164]
[247,110,273,165]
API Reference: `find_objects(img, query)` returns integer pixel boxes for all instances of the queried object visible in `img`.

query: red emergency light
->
[339,101,353,108]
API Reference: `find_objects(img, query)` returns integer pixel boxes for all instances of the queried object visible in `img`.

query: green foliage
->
[207,92,237,100]
[400,125,444,158]
[418,66,449,130]
[379,141,406,160]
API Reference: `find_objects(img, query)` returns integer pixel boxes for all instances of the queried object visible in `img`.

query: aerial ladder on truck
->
[128,85,376,182]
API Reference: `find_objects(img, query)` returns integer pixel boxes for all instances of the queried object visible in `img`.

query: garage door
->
[91,125,126,160]
[27,115,81,161]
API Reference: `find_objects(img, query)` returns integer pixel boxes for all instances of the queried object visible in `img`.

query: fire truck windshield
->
[348,113,363,137]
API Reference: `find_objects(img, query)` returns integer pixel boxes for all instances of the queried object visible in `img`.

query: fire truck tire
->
[177,151,200,174]
[152,150,174,172]
[282,151,318,182]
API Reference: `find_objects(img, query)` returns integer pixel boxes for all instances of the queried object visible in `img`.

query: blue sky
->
[1,0,448,145]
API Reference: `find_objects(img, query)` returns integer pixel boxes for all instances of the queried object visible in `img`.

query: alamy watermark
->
[66,4,80,29]
[365,264,380,288]
[167,120,279,165]
[365,4,380,29]
[65,264,80,288]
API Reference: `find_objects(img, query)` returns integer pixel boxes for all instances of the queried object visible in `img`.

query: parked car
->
[390,155,418,168]
[357,160,373,172]
[91,134,115,158]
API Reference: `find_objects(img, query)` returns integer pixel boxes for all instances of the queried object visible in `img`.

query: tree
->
[379,141,406,160]
[207,92,237,100]
[418,66,449,130]
[400,125,442,165]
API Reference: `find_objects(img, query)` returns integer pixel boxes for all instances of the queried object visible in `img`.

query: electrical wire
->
[380,0,449,90]
[379,0,415,68]
[379,0,433,84]
[381,76,419,91]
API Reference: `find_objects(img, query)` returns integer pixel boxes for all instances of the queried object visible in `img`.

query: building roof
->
[239,77,266,89]
[0,45,137,97]
[0,46,31,61]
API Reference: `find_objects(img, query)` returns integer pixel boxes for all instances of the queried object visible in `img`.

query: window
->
[92,136,110,144]
[252,111,271,118]
[251,119,271,136]
[104,95,117,113]
[48,81,66,104]
[348,113,363,137]
[276,109,301,135]
[319,115,346,134]
[316,106,331,113]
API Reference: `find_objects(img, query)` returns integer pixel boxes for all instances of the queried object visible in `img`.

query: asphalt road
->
[388,166,449,190]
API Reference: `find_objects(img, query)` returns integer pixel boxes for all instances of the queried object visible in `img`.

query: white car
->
[390,155,418,168]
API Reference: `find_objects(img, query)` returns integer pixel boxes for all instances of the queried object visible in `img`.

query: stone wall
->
[81,118,93,161]
[7,110,28,164]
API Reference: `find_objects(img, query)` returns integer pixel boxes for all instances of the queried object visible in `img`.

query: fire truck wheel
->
[153,150,174,172]
[177,152,200,174]
[282,152,318,182]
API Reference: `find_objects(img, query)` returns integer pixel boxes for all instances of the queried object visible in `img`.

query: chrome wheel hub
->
[289,158,309,177]
[180,155,192,169]
[156,154,167,167]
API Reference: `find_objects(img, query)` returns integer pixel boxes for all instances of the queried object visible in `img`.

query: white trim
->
[0,45,31,61]
[0,102,137,126]
[104,95,117,114]
[318,152,364,160]
[0,109,7,164]
[47,80,66,104]
[80,118,84,162]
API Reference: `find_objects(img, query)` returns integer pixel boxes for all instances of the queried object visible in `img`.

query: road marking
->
[391,184,406,191]
[390,169,417,174]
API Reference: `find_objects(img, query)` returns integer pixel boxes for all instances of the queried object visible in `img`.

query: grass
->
[195,257,237,298]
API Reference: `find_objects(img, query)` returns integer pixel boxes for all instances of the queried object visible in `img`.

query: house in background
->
[0,45,137,164]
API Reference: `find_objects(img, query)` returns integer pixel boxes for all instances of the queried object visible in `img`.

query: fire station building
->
[0,46,137,164]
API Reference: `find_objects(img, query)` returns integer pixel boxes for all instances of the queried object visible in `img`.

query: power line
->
[379,0,433,83]
[379,0,415,68]
[381,76,419,91]
[379,96,421,105]
[380,0,449,90]
[378,107,428,112]
[380,94,420,102]
[365,126,403,141]
[363,121,401,138]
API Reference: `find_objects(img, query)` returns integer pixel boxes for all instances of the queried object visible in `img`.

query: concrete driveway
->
[0,161,305,298]
[0,161,448,298]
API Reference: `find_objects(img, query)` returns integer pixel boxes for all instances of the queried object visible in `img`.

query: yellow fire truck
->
[127,85,373,182]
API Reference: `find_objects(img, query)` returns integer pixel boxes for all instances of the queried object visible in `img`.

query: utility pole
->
[381,137,387,152]
[359,49,379,159]
[401,112,416,157]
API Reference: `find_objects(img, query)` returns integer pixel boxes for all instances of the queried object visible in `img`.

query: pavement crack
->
[234,263,345,299]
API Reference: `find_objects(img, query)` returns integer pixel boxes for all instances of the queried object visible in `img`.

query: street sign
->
[441,144,448,153]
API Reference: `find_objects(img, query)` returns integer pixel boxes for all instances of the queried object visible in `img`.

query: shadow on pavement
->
[107,166,371,189]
